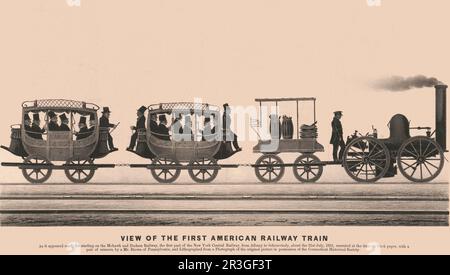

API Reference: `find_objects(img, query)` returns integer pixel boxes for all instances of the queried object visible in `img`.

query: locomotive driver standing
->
[330,111,345,162]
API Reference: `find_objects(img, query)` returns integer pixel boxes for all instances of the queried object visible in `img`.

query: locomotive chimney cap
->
[435,84,447,88]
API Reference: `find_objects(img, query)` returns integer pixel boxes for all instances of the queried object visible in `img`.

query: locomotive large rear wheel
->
[64,158,96,184]
[293,154,323,183]
[21,155,53,184]
[188,158,219,183]
[150,157,181,183]
[254,154,285,183]
[343,137,390,183]
[397,136,444,183]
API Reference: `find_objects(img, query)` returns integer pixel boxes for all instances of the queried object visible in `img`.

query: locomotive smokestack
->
[435,84,447,151]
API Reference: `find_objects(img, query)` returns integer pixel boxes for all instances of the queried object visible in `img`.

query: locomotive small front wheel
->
[293,154,323,183]
[343,137,390,183]
[21,155,53,184]
[254,154,285,183]
[64,158,96,184]
[188,158,219,183]
[397,136,444,183]
[150,157,181,183]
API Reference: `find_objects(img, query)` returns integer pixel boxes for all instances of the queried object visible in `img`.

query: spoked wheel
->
[188,158,219,183]
[254,154,285,183]
[150,157,181,183]
[343,137,390,183]
[21,155,53,184]
[64,158,96,183]
[293,154,323,183]
[397,136,445,183]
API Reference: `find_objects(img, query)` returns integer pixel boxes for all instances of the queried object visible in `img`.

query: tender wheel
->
[397,136,444,183]
[293,154,323,183]
[188,158,219,183]
[150,157,181,183]
[254,154,285,183]
[21,155,52,184]
[64,158,96,183]
[343,137,390,182]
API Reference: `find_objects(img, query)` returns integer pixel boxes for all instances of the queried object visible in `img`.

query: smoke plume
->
[372,75,443,91]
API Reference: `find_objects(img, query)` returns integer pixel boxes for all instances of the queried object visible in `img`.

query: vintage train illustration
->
[1,85,447,184]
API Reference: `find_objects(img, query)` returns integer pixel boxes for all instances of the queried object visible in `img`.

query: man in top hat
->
[47,111,59,131]
[148,112,158,134]
[127,106,147,151]
[58,113,71,131]
[75,117,89,140]
[222,103,242,152]
[23,114,32,136]
[87,113,96,137]
[99,107,118,151]
[202,116,216,142]
[330,111,345,162]
[30,113,45,139]
[156,114,171,141]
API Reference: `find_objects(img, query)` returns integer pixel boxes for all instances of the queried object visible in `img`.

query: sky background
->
[0,0,448,183]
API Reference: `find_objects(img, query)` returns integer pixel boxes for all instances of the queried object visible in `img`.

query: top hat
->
[33,113,40,121]
[223,103,229,108]
[334,111,343,116]
[79,117,87,125]
[89,113,96,121]
[102,107,111,113]
[48,111,57,118]
[137,106,147,114]
[59,113,68,121]
[204,117,211,123]
[24,114,31,121]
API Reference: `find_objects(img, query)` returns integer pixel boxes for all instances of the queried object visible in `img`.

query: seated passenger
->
[87,113,96,136]
[171,114,184,139]
[23,114,32,135]
[47,111,59,131]
[59,113,71,131]
[75,117,89,140]
[202,117,216,141]
[29,113,45,140]
[183,116,194,141]
[156,115,171,141]
[149,113,158,134]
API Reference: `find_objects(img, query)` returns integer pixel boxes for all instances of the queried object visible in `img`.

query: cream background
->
[0,0,449,183]
[0,0,450,255]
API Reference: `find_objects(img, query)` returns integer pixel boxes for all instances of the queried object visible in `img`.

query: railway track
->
[0,182,448,226]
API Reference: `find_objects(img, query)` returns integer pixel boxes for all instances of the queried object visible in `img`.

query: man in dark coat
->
[330,111,345,161]
[149,113,158,135]
[127,106,147,151]
[222,103,242,152]
[58,113,71,131]
[47,111,59,131]
[30,113,45,139]
[87,113,96,137]
[23,114,32,135]
[75,117,89,140]
[157,114,171,141]
[99,107,118,151]
[202,117,216,141]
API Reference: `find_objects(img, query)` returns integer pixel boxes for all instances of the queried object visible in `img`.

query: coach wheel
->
[254,154,285,183]
[64,158,96,183]
[150,157,181,183]
[397,136,444,183]
[21,155,53,184]
[343,137,390,183]
[188,158,219,183]
[293,154,323,183]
